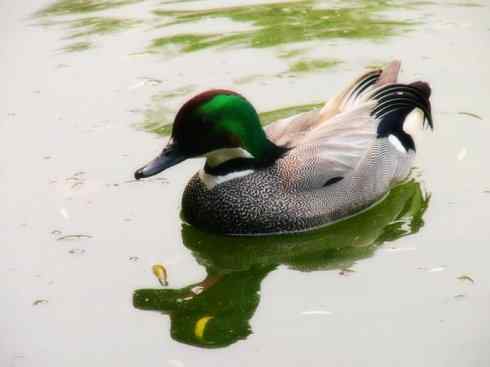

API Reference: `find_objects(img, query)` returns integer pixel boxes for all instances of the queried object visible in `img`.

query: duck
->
[134,60,433,236]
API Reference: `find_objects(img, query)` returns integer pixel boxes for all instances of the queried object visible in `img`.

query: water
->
[2,1,490,366]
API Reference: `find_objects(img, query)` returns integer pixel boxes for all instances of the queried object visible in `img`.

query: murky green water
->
[2,0,490,366]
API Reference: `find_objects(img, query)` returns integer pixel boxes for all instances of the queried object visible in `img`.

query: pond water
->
[2,0,490,366]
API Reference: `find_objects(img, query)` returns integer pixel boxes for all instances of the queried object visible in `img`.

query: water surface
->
[2,1,490,366]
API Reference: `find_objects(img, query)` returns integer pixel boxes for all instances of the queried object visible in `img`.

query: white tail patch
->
[403,108,425,137]
[388,134,407,153]
[199,169,254,190]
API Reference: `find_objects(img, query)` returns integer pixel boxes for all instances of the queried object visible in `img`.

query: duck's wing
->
[272,61,432,190]
[265,62,400,146]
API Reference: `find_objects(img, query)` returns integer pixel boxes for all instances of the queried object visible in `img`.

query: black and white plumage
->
[182,61,433,235]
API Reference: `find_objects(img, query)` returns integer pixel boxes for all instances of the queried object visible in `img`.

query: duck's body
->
[135,61,433,235]
[182,137,410,235]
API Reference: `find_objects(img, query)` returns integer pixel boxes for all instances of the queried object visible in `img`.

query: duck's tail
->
[321,60,433,152]
[371,80,433,151]
[319,61,401,119]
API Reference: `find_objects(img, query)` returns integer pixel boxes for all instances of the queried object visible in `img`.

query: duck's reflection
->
[133,180,430,348]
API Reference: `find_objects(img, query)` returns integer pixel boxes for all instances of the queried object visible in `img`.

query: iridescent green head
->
[135,90,285,179]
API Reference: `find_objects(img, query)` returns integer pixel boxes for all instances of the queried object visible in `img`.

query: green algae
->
[288,58,341,74]
[36,0,144,17]
[142,107,174,136]
[62,40,93,52]
[278,48,308,59]
[36,0,421,55]
[141,85,196,136]
[365,60,390,70]
[149,33,247,53]
[259,102,323,125]
[149,0,415,53]
[35,1,142,52]
[36,15,141,51]
[65,16,141,38]
[234,74,267,85]
[449,1,483,7]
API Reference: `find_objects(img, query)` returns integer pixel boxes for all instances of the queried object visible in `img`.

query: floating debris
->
[428,267,446,272]
[57,234,92,241]
[128,77,162,90]
[194,316,214,339]
[457,111,483,120]
[191,286,204,295]
[33,299,48,306]
[152,264,168,286]
[60,208,70,219]
[51,230,62,236]
[339,268,355,276]
[457,148,467,161]
[121,177,168,185]
[457,274,475,284]
[65,171,86,189]
[129,256,139,262]
[301,310,333,315]
[141,77,162,86]
[454,294,466,300]
[418,265,446,272]
[68,248,86,255]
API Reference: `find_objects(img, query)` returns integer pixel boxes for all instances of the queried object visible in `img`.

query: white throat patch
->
[205,147,254,167]
[199,147,255,190]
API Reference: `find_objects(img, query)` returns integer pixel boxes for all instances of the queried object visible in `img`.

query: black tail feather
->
[372,82,433,152]
[372,83,433,131]
[351,70,382,99]
[410,81,431,99]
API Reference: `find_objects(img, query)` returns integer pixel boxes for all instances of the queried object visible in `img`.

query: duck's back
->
[182,62,433,235]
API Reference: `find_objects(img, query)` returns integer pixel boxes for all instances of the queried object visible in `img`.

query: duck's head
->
[135,89,285,180]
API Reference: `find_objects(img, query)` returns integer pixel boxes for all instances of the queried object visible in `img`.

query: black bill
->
[134,143,187,180]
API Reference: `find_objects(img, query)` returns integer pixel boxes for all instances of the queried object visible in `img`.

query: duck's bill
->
[134,144,186,180]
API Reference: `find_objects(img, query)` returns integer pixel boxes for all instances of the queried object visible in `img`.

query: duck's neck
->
[204,140,287,173]
[205,147,254,169]
[199,142,287,189]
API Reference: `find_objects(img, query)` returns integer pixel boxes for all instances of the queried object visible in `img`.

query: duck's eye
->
[323,176,343,187]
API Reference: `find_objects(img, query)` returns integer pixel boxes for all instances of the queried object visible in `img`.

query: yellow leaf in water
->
[194,315,214,339]
[457,274,475,284]
[152,264,168,286]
